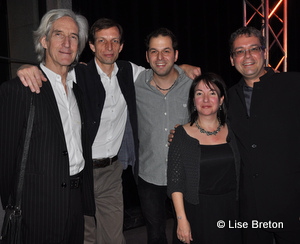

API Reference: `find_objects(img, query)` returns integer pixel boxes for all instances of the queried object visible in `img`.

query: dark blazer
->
[0,74,95,243]
[228,69,300,230]
[75,60,139,179]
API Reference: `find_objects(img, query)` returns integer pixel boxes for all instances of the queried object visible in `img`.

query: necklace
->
[195,119,222,136]
[153,78,176,91]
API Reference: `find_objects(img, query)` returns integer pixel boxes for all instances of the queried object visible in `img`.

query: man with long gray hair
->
[0,9,94,244]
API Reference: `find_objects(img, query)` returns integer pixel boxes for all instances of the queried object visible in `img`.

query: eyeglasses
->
[231,46,264,57]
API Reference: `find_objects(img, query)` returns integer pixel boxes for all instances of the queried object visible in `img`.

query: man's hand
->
[168,124,180,145]
[17,65,47,93]
[180,64,201,80]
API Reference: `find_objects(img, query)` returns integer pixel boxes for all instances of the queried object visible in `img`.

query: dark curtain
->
[0,0,9,83]
[288,0,300,73]
[73,0,244,88]
[72,0,300,87]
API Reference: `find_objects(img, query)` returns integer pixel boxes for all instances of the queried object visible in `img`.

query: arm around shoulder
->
[17,64,47,93]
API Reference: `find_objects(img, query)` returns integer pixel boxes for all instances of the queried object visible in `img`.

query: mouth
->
[60,51,72,55]
[104,53,114,57]
[156,63,166,68]
[243,61,255,66]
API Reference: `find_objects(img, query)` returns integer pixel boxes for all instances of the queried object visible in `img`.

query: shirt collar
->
[94,58,119,78]
[240,67,274,87]
[40,63,76,88]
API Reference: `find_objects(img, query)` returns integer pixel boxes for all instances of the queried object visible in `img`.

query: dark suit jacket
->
[75,60,139,180]
[228,69,300,230]
[0,74,95,243]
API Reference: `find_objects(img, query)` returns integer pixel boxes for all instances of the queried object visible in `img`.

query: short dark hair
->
[188,72,228,126]
[229,26,265,55]
[145,27,178,51]
[88,18,124,44]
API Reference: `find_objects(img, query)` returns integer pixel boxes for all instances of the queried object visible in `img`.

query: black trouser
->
[243,228,300,244]
[62,174,84,244]
[138,177,169,244]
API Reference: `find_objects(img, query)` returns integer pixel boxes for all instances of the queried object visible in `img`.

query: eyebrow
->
[234,44,260,50]
[52,29,79,37]
[195,88,216,92]
[149,47,172,51]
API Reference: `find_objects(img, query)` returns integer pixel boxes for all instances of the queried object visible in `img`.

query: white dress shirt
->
[91,60,145,159]
[40,64,84,176]
[92,61,127,159]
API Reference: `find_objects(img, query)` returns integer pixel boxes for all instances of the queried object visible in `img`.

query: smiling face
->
[41,16,79,74]
[194,81,224,117]
[89,26,124,68]
[146,35,178,77]
[230,35,266,86]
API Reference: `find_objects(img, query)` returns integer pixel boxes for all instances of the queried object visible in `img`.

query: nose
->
[157,51,163,60]
[203,94,209,102]
[62,35,71,47]
[106,42,113,50]
[244,49,252,58]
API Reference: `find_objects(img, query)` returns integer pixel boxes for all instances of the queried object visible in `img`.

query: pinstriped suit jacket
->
[0,73,95,243]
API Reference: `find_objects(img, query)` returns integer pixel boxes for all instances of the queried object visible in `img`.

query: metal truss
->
[243,0,287,71]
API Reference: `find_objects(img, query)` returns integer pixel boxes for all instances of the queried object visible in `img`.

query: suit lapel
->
[89,60,106,98]
[42,80,66,141]
[235,81,248,115]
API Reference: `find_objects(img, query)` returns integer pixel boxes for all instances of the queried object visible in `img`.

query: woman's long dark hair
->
[188,72,228,126]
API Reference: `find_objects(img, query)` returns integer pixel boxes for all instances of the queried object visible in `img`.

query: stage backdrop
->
[72,0,299,88]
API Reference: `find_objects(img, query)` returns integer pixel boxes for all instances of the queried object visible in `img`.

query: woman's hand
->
[177,218,193,244]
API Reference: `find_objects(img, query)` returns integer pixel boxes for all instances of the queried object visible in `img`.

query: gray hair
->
[33,9,88,67]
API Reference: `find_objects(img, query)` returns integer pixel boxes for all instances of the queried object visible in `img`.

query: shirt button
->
[251,144,257,148]
[253,173,259,178]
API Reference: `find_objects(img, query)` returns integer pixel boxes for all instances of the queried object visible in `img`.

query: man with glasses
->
[228,26,300,244]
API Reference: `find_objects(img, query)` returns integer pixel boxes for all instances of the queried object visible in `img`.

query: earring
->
[219,104,222,111]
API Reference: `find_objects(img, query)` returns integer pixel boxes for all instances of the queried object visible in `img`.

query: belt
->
[70,172,82,189]
[93,156,118,169]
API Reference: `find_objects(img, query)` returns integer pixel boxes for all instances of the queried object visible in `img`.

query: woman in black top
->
[167,73,241,244]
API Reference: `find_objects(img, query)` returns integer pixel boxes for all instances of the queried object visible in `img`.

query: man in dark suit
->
[228,26,300,244]
[0,9,95,244]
